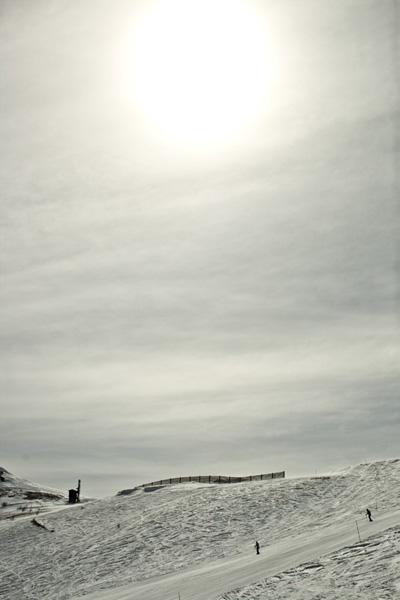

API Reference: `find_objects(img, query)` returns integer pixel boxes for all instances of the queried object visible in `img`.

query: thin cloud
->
[1,0,399,497]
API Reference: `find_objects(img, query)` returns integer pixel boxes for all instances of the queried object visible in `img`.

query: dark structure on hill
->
[68,479,81,503]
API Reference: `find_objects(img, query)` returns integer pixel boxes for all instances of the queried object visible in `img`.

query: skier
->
[366,508,373,522]
[255,540,260,555]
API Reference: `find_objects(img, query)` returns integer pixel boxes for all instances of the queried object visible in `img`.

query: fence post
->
[355,520,361,542]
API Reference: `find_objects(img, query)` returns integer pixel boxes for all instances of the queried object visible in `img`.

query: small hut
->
[68,488,78,503]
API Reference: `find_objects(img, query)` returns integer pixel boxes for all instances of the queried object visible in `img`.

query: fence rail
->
[140,471,285,487]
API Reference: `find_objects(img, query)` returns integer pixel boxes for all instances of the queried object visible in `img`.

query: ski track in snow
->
[218,525,400,600]
[0,460,399,600]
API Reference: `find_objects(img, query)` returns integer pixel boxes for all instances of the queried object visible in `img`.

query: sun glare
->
[124,0,274,150]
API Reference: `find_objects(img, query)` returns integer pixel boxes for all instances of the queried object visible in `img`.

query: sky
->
[0,0,399,498]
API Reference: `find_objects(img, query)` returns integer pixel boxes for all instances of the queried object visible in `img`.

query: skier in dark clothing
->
[255,541,260,555]
[366,508,373,522]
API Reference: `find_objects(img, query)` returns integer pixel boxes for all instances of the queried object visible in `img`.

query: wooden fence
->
[140,471,285,487]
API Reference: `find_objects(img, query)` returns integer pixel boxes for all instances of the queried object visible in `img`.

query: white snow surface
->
[0,466,67,497]
[0,466,68,515]
[0,467,92,518]
[0,459,399,600]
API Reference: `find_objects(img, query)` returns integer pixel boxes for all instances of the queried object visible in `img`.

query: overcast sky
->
[1,0,399,498]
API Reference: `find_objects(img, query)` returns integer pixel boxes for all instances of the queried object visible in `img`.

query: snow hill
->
[0,466,68,513]
[0,459,399,600]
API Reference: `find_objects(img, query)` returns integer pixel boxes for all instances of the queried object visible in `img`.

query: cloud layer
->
[1,0,399,496]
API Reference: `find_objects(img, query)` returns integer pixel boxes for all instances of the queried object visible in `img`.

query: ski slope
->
[0,460,399,600]
[69,511,399,600]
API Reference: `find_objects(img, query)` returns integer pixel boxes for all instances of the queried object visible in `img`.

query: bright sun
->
[124,0,273,149]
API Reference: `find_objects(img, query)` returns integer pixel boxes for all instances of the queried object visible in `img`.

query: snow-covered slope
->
[0,466,68,515]
[0,460,399,600]
[220,527,400,600]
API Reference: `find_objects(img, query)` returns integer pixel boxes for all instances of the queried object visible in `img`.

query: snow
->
[0,459,399,600]
[0,467,92,519]
[0,466,67,516]
[220,528,400,600]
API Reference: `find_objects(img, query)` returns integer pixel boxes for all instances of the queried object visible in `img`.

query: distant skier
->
[366,508,373,522]
[255,541,260,555]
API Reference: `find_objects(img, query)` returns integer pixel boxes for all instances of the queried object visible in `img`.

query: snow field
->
[219,527,400,600]
[0,459,399,600]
